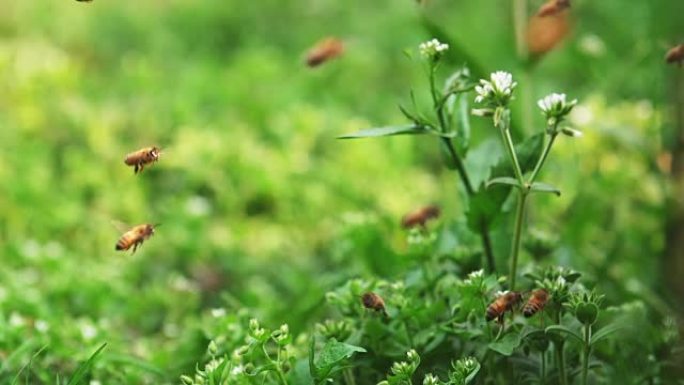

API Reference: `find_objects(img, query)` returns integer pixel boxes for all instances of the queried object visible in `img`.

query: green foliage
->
[0,0,681,384]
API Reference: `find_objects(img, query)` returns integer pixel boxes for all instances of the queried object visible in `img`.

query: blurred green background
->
[0,0,682,383]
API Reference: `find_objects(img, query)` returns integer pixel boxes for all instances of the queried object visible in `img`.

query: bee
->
[305,37,345,68]
[76,0,93,2]
[115,223,158,253]
[124,146,161,174]
[523,289,549,318]
[361,292,388,317]
[537,0,571,17]
[401,205,440,229]
[486,291,522,323]
[665,44,684,66]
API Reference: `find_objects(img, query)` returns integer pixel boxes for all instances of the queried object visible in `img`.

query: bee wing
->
[110,219,131,233]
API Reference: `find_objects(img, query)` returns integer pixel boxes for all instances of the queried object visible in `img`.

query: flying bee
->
[666,44,684,66]
[361,292,388,317]
[305,37,345,68]
[401,205,440,229]
[523,289,549,318]
[486,291,523,323]
[115,223,158,253]
[76,0,93,2]
[124,146,161,174]
[537,0,571,17]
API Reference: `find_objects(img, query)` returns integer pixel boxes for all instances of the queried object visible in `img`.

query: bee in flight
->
[536,0,571,17]
[401,205,440,229]
[124,146,161,174]
[486,291,522,323]
[523,288,550,318]
[115,223,158,253]
[666,44,684,66]
[361,292,388,317]
[305,37,345,68]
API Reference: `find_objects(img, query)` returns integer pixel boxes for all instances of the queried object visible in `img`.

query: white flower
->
[35,319,49,333]
[495,290,509,297]
[419,38,449,59]
[468,269,484,280]
[231,364,245,376]
[210,308,226,318]
[474,71,517,106]
[9,312,25,328]
[80,321,97,340]
[423,373,440,385]
[537,93,578,127]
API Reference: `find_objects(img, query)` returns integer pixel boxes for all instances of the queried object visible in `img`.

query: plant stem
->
[528,133,557,183]
[509,190,528,290]
[427,64,497,273]
[554,312,568,385]
[512,0,528,60]
[581,325,592,385]
[499,118,525,186]
[343,368,357,385]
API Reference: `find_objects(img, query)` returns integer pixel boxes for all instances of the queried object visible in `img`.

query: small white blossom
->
[468,269,484,279]
[423,374,440,385]
[495,290,509,297]
[419,38,449,59]
[35,319,49,333]
[89,381,102,385]
[537,93,578,127]
[210,308,226,318]
[80,322,97,340]
[474,71,517,107]
[231,364,245,376]
[9,312,25,328]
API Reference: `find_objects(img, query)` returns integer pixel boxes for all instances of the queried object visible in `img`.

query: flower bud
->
[180,375,194,385]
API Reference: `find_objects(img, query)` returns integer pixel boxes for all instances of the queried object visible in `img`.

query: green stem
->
[343,368,357,385]
[554,312,568,385]
[509,190,528,290]
[513,0,528,60]
[427,63,497,273]
[499,120,525,186]
[581,325,592,385]
[528,133,557,183]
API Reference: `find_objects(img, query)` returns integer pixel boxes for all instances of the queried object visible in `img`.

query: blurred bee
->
[115,223,158,253]
[305,37,344,68]
[486,291,522,323]
[523,289,549,318]
[537,0,571,17]
[401,205,440,229]
[124,146,161,174]
[76,0,93,2]
[665,44,684,66]
[361,292,388,317]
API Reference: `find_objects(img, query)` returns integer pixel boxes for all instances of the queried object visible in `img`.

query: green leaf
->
[590,323,622,346]
[464,361,481,384]
[289,359,314,385]
[530,182,561,196]
[315,339,366,371]
[486,177,521,189]
[545,325,583,344]
[337,125,428,139]
[67,343,107,385]
[488,333,521,356]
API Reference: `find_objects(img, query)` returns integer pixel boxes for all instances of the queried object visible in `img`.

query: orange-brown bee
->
[665,44,684,66]
[401,205,440,229]
[486,291,523,322]
[537,0,571,17]
[361,292,388,317]
[115,223,158,253]
[523,289,549,318]
[124,146,161,174]
[305,37,345,68]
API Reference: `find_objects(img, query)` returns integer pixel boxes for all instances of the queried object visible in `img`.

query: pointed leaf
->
[530,182,561,196]
[488,333,521,356]
[590,323,622,346]
[315,340,366,371]
[545,325,583,344]
[337,125,428,139]
[67,343,107,385]
[486,177,521,189]
[464,361,481,384]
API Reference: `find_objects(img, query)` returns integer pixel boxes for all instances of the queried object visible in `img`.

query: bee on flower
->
[474,71,518,107]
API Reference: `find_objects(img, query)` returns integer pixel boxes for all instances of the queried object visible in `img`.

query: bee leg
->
[134,164,140,174]
[138,163,144,173]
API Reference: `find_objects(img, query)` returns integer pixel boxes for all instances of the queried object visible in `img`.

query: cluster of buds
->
[316,319,353,341]
[423,373,441,385]
[419,38,449,62]
[378,350,421,385]
[271,324,291,346]
[248,318,266,340]
[447,356,480,385]
[474,71,518,108]
[537,92,579,134]
[568,290,604,325]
